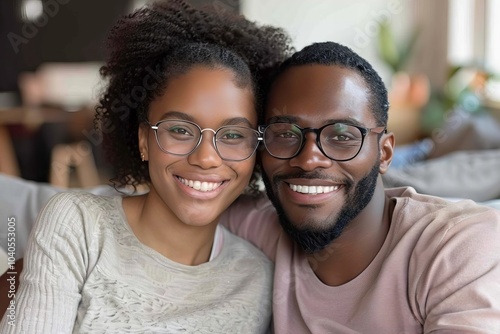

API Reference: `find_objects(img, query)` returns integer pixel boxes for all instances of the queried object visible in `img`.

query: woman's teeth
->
[289,184,339,195]
[178,177,223,192]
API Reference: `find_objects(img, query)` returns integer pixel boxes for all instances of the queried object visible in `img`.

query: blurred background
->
[1,0,499,189]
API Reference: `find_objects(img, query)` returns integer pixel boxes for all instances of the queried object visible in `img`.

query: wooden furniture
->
[0,106,101,187]
[0,126,20,177]
[0,258,23,319]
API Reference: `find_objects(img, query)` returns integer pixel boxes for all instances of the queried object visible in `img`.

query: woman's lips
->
[177,176,224,192]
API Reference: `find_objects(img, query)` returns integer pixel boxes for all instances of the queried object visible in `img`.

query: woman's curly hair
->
[94,0,293,193]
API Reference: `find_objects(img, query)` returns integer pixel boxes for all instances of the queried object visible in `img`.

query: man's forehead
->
[273,64,359,82]
[264,64,372,124]
[267,64,367,93]
[267,64,366,99]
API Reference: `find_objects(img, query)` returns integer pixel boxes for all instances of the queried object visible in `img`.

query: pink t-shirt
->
[221,186,500,333]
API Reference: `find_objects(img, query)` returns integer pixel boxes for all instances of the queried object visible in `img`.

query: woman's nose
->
[187,129,223,169]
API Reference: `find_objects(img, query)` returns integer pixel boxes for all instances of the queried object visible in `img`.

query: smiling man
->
[223,42,500,333]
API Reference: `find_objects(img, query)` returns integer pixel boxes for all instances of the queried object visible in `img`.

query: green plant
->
[377,20,419,73]
[421,65,495,134]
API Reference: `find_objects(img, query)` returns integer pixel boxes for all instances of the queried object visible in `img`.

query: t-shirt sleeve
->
[221,194,282,261]
[413,206,500,333]
[0,192,90,333]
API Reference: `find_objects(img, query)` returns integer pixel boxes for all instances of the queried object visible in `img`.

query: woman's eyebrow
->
[157,113,253,127]
[158,111,193,121]
[223,117,254,127]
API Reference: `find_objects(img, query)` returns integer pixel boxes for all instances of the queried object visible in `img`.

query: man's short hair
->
[269,42,389,127]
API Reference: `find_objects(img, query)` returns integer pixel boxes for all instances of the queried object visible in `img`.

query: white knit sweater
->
[0,192,273,333]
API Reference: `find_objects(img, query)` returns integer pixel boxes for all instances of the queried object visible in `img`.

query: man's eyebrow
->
[325,118,365,127]
[267,115,298,123]
[267,116,367,127]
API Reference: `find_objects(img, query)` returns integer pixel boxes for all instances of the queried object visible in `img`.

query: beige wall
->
[241,0,448,88]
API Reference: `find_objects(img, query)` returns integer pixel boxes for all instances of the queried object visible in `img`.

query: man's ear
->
[379,131,395,174]
[138,123,149,161]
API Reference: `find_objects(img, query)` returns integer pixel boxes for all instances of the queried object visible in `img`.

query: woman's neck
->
[122,193,218,266]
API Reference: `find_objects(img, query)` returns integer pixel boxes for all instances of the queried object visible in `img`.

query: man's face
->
[261,65,384,253]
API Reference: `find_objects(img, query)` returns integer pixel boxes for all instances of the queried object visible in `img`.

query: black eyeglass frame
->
[146,120,263,162]
[258,122,387,162]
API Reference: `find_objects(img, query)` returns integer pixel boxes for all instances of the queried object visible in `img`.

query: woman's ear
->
[138,123,149,161]
[379,131,395,174]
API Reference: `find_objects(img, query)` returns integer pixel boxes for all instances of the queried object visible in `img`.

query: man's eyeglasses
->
[147,119,261,161]
[258,122,386,161]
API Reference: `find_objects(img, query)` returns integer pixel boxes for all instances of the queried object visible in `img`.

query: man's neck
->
[307,184,393,286]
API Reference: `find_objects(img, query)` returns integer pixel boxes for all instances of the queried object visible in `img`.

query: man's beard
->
[262,163,380,254]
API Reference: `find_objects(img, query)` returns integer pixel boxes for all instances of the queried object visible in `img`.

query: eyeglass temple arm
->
[370,126,387,134]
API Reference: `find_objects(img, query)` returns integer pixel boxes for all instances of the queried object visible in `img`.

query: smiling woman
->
[0,0,292,332]
[133,66,258,231]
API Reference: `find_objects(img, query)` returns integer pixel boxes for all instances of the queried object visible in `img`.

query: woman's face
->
[139,66,256,227]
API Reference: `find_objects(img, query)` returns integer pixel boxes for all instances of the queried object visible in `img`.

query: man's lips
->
[277,179,344,207]
[287,183,340,195]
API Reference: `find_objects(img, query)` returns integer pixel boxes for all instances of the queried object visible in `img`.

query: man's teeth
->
[289,184,339,195]
[178,177,222,192]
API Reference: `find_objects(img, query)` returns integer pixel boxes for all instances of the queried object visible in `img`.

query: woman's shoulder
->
[47,191,121,212]
[38,191,123,235]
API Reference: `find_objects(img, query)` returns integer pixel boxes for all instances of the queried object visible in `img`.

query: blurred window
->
[448,0,500,103]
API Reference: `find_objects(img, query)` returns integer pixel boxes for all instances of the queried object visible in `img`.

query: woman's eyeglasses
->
[147,119,261,161]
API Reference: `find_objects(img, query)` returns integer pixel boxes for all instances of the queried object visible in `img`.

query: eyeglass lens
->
[154,120,260,161]
[262,122,365,160]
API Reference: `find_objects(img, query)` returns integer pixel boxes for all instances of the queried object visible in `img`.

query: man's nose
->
[289,132,332,171]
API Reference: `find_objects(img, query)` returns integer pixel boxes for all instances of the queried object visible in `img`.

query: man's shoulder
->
[222,193,282,259]
[385,190,500,331]
[222,225,271,257]
[386,187,500,259]
[219,226,274,271]
[386,186,499,222]
[233,192,275,211]
[225,193,278,228]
